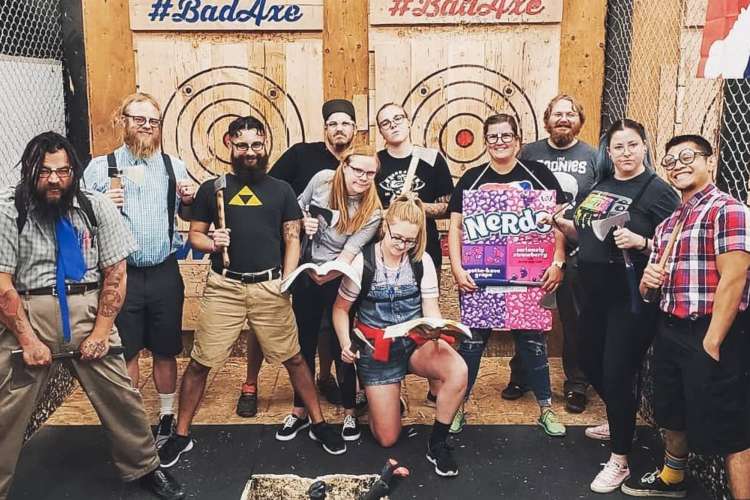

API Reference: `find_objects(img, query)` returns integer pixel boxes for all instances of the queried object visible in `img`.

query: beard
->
[124,128,161,159]
[231,153,268,184]
[546,121,581,148]
[32,184,76,223]
[326,132,353,153]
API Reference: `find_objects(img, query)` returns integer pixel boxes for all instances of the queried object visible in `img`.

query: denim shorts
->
[357,337,416,386]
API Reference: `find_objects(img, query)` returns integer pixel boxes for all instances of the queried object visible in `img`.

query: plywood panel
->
[370,0,563,25]
[129,0,324,31]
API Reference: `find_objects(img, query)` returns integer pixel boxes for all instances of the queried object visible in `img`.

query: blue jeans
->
[459,329,552,406]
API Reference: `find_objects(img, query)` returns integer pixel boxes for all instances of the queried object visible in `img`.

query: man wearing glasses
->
[84,93,195,449]
[624,134,750,499]
[505,95,600,415]
[231,99,359,416]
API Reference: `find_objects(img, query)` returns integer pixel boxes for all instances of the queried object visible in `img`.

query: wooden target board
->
[371,24,561,180]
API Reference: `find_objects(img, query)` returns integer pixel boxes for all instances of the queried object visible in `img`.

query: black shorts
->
[116,255,185,360]
[653,311,750,455]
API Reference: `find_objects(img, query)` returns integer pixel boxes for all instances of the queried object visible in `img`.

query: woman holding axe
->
[554,119,679,493]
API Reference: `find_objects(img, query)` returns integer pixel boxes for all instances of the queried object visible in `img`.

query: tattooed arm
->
[0,272,51,366]
[422,194,450,219]
[80,259,126,360]
[282,219,301,280]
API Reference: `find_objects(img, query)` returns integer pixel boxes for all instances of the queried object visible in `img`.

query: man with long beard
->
[234,99,358,418]
[157,116,346,467]
[0,132,184,499]
[502,95,600,415]
[84,93,194,448]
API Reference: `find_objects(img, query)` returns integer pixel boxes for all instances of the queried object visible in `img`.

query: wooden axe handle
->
[656,219,685,268]
[216,190,230,268]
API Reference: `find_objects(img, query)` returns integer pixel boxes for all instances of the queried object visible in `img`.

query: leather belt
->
[221,267,280,284]
[20,282,99,296]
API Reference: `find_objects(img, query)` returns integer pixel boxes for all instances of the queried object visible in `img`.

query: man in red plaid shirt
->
[621,135,750,499]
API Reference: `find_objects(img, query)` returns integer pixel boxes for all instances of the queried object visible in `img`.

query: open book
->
[280,260,360,294]
[383,317,472,341]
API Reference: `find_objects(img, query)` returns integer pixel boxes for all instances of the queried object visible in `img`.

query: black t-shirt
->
[192,174,303,273]
[574,170,679,265]
[376,148,454,258]
[269,141,339,195]
[448,160,566,214]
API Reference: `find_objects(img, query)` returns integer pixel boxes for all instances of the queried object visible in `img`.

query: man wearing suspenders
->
[84,93,195,448]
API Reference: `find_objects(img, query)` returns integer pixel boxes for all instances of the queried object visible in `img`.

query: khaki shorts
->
[192,271,300,368]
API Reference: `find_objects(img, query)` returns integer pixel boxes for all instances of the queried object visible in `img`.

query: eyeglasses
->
[378,114,407,129]
[661,148,710,170]
[347,164,377,180]
[610,143,643,156]
[38,166,73,179]
[385,222,417,249]
[325,120,356,130]
[123,114,162,128]
[231,141,265,153]
[550,111,579,120]
[485,133,516,144]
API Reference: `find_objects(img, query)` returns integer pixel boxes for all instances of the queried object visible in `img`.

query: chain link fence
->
[718,80,750,205]
[0,0,66,187]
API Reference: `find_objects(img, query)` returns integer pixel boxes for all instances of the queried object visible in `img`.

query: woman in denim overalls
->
[332,194,468,477]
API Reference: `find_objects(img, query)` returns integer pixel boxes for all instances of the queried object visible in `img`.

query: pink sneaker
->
[585,422,611,441]
[590,459,630,493]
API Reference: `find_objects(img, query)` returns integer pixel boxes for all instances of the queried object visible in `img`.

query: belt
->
[221,267,280,284]
[20,282,99,296]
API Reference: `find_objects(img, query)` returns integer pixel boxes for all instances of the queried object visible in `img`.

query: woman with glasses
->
[553,119,679,493]
[447,113,568,436]
[276,145,382,443]
[332,194,467,477]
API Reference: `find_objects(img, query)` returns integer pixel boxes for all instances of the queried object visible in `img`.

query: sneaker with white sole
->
[591,459,631,493]
[341,415,361,441]
[620,469,687,498]
[308,422,347,455]
[158,434,194,469]
[585,422,611,441]
[275,414,310,441]
[426,441,459,477]
[154,413,175,449]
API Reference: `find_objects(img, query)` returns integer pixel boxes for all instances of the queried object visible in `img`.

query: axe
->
[213,175,231,268]
[591,212,641,313]
[10,346,125,390]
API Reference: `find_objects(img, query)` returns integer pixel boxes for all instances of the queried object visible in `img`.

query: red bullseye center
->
[456,129,474,148]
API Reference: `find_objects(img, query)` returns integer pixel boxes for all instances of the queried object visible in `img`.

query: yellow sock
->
[659,464,685,485]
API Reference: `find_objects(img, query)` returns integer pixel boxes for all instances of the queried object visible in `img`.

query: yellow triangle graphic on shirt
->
[228,186,262,206]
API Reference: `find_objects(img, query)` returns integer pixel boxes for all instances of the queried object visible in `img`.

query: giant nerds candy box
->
[460,186,556,331]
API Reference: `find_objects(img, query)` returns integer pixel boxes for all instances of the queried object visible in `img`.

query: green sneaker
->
[538,408,566,437]
[449,407,465,434]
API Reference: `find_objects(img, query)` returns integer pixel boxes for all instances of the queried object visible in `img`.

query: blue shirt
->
[84,145,189,267]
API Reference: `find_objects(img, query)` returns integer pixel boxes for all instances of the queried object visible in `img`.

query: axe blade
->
[591,211,630,242]
[213,174,227,192]
[10,350,35,390]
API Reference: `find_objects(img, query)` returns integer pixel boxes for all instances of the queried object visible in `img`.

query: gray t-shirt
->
[519,139,599,204]
[298,170,382,264]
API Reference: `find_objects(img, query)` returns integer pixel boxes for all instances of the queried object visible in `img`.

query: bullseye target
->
[161,66,306,183]
[401,65,539,178]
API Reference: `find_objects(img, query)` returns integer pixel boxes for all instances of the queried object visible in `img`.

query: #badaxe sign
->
[459,188,555,331]
[129,0,323,31]
[370,0,563,25]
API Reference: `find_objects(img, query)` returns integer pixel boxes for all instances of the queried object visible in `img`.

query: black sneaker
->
[139,468,185,500]
[621,469,687,498]
[154,414,175,449]
[275,414,310,441]
[565,391,587,414]
[236,392,258,418]
[341,415,361,441]
[426,441,459,477]
[158,434,194,469]
[309,422,347,455]
[317,376,342,405]
[501,382,529,401]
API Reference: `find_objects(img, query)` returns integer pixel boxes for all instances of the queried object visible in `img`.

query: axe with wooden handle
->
[213,175,231,268]
[591,211,641,313]
[10,346,125,390]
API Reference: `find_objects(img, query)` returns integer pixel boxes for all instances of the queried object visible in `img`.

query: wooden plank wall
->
[81,0,136,156]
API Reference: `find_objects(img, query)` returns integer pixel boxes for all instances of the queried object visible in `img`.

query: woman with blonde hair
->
[276,145,383,447]
[332,193,468,477]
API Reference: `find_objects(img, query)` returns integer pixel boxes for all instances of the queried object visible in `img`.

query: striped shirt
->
[650,184,750,318]
[83,145,188,267]
[0,187,137,290]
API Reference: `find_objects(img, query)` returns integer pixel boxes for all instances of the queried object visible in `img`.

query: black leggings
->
[291,276,356,410]
[578,262,658,455]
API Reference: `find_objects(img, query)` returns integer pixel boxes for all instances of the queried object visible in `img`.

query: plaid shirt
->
[0,187,137,291]
[650,184,750,318]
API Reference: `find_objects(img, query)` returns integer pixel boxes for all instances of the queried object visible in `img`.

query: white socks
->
[159,392,176,416]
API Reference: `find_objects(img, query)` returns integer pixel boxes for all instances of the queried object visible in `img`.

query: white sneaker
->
[341,414,361,441]
[590,459,630,493]
[585,422,611,441]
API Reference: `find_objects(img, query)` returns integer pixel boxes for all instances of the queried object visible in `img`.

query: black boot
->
[139,468,185,500]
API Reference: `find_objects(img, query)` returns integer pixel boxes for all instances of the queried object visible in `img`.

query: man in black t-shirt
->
[375,102,454,273]
[158,117,346,466]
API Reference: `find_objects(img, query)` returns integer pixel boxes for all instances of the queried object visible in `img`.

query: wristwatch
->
[552,260,567,271]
